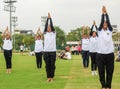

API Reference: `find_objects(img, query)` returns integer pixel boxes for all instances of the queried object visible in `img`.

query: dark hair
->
[91,31,98,37]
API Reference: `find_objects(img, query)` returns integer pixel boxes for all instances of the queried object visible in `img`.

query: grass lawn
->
[0,53,120,89]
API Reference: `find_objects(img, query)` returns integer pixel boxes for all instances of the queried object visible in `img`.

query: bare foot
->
[102,88,106,89]
[8,69,11,74]
[50,78,53,82]
[47,78,51,82]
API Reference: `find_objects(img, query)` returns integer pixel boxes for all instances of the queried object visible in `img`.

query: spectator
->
[71,45,75,55]
[77,44,82,55]
[20,43,24,55]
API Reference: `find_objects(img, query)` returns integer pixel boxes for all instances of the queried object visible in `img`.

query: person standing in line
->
[81,33,90,68]
[96,6,114,89]
[34,28,43,69]
[43,13,56,82]
[2,27,12,74]
[89,20,98,76]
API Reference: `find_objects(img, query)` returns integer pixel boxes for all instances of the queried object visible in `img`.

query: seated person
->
[29,51,35,56]
[59,51,71,60]
[58,46,71,60]
[64,51,71,60]
[58,51,65,59]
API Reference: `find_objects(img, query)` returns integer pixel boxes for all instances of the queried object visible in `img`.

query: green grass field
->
[0,53,120,89]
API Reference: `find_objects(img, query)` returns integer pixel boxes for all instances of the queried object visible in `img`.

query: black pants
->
[96,53,114,88]
[44,52,56,78]
[90,52,97,71]
[35,52,42,68]
[81,50,89,68]
[71,51,74,55]
[4,50,12,69]
[74,51,78,55]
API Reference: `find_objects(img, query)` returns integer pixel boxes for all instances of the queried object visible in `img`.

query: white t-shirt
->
[44,32,56,52]
[82,38,89,51]
[97,29,114,54]
[89,36,98,53]
[20,45,24,51]
[65,52,71,60]
[3,38,12,50]
[35,39,43,53]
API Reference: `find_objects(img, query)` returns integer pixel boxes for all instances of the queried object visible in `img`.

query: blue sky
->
[0,0,120,33]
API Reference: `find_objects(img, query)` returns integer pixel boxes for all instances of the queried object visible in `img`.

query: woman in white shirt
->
[2,27,12,74]
[43,13,56,82]
[89,20,98,76]
[34,28,43,69]
[81,34,90,68]
[96,6,114,89]
[60,46,71,60]
[64,51,71,60]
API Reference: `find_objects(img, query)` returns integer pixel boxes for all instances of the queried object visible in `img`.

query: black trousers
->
[44,52,56,78]
[81,50,89,68]
[96,53,114,88]
[71,51,74,55]
[4,50,12,69]
[90,52,97,71]
[35,52,42,68]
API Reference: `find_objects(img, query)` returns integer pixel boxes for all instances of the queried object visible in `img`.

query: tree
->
[22,35,34,51]
[13,34,24,50]
[0,35,3,49]
[54,26,66,50]
[12,34,34,51]
[66,26,90,41]
[66,27,82,41]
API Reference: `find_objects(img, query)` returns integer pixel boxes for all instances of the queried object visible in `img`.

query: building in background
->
[14,29,34,36]
[112,25,118,34]
[66,41,81,45]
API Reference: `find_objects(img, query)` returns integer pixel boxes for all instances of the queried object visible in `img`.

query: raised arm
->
[2,26,11,39]
[90,21,98,36]
[44,13,50,33]
[35,27,43,40]
[44,18,49,33]
[98,14,104,31]
[82,26,85,38]
[90,25,94,36]
[98,6,106,31]
[50,18,55,32]
[2,26,8,38]
[90,21,95,36]
[105,13,113,31]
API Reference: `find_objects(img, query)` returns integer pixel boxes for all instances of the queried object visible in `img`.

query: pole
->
[10,2,12,35]
[12,16,18,50]
[14,25,15,50]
